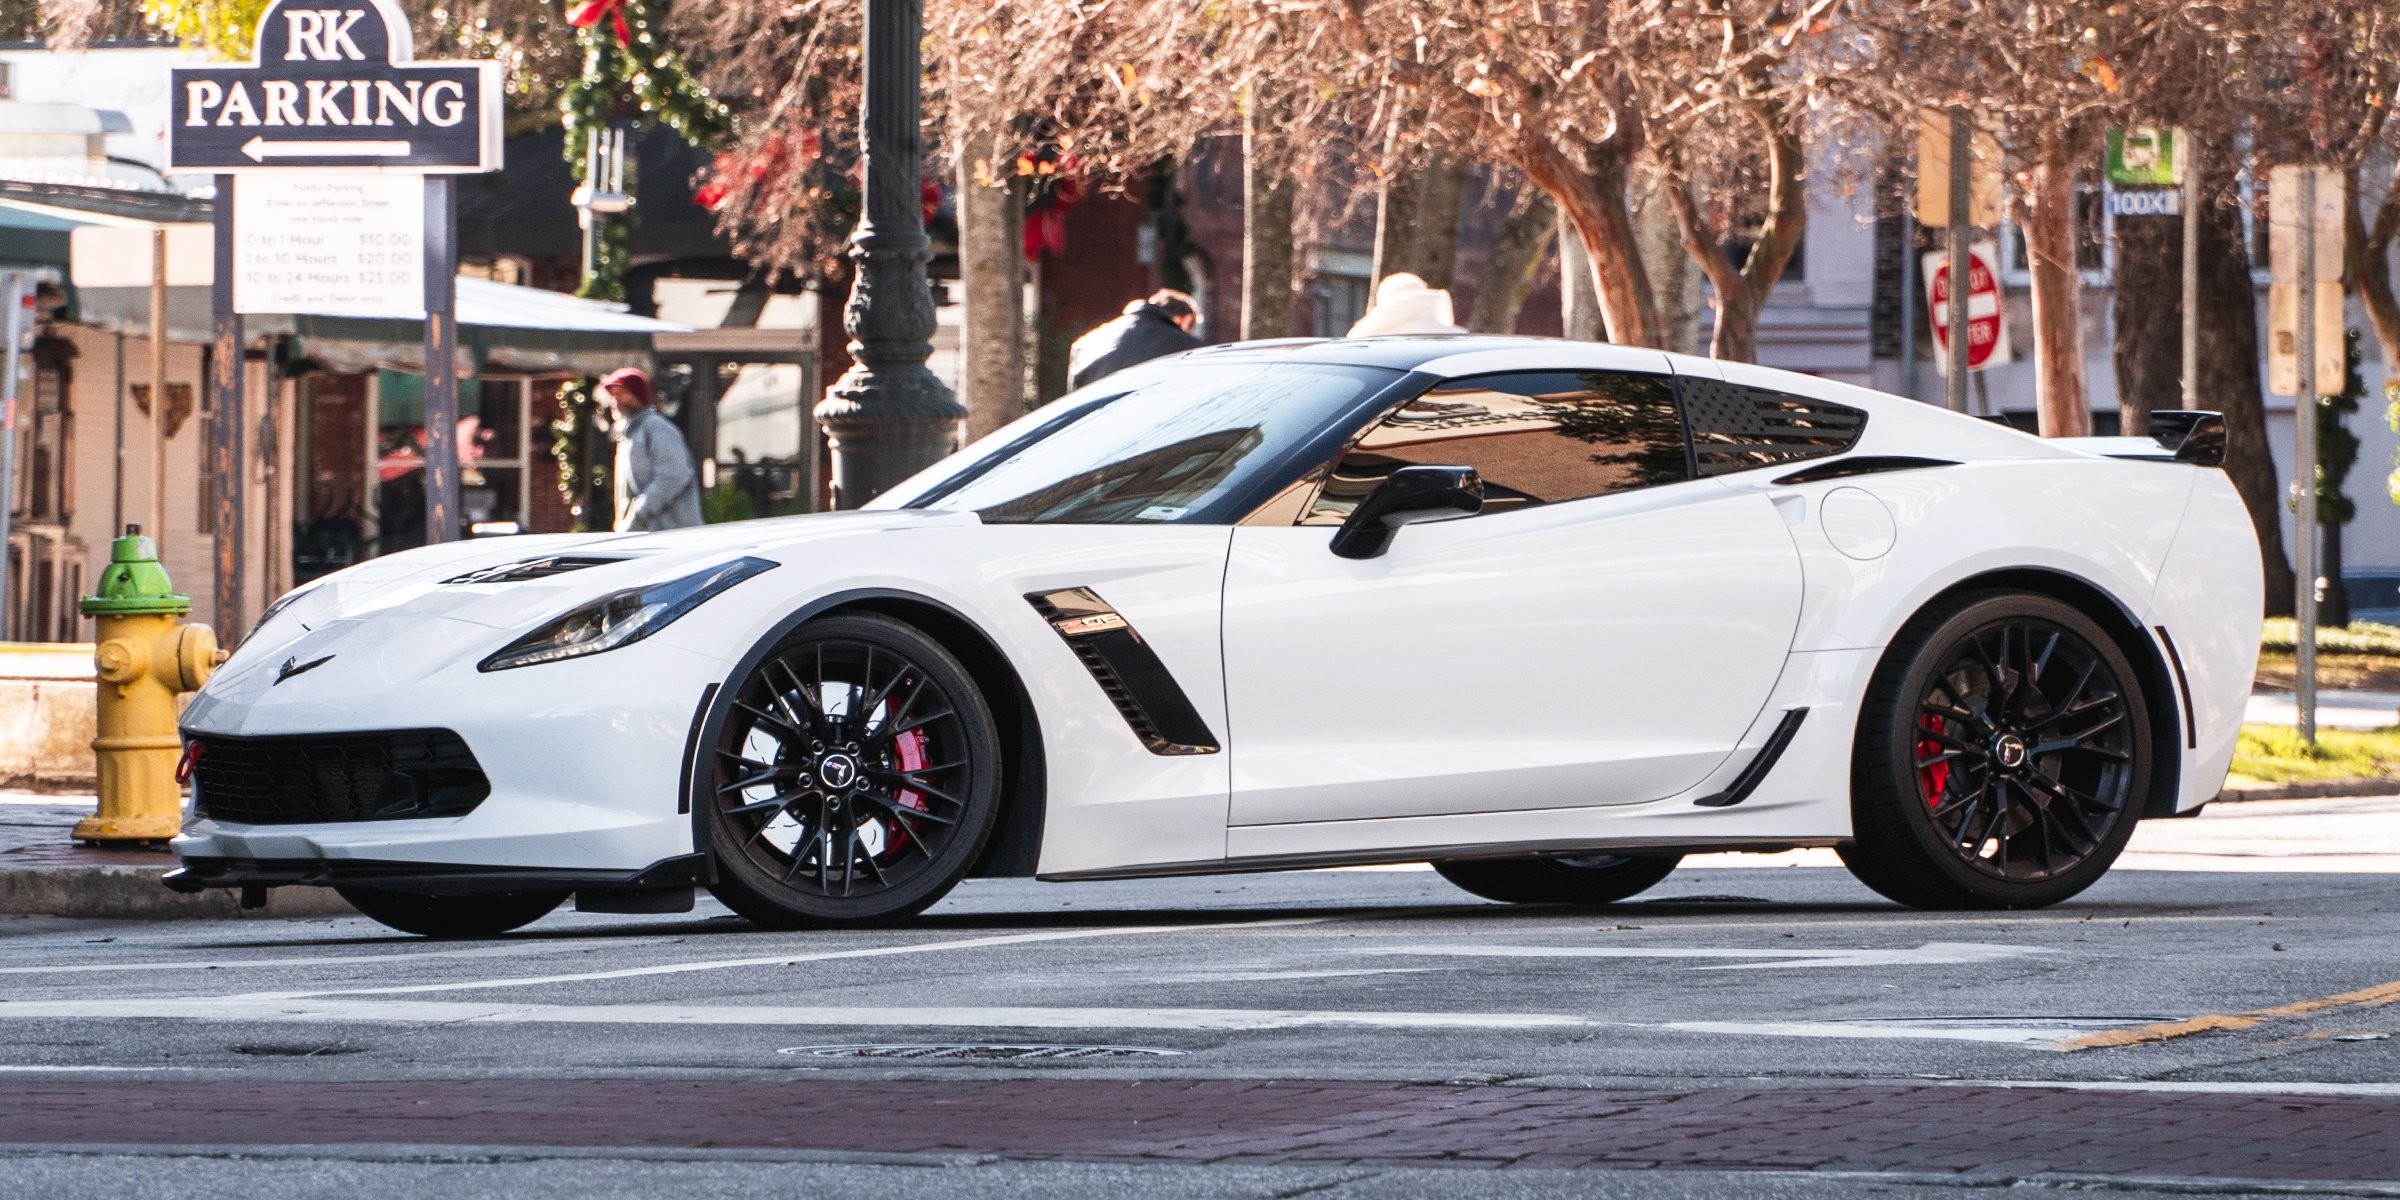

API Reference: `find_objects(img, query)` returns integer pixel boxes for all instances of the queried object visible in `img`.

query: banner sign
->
[168,0,501,173]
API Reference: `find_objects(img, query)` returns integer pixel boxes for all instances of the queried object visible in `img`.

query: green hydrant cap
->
[80,528,190,616]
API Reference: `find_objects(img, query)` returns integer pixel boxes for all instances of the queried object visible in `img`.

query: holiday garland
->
[560,0,736,301]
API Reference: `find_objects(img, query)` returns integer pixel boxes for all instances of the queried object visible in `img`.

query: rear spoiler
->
[2008,411,2227,467]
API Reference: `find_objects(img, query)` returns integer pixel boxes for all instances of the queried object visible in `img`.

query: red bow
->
[566,0,632,49]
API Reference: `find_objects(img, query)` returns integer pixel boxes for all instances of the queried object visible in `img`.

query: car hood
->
[218,508,981,685]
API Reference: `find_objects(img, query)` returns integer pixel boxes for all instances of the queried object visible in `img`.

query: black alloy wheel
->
[1840,591,2149,910]
[334,888,568,938]
[1433,853,1683,905]
[704,613,1003,929]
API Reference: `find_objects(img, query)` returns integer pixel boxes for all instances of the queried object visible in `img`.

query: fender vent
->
[1027,588,1220,756]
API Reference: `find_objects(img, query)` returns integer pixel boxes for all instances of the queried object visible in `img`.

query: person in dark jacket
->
[1067,290,1203,389]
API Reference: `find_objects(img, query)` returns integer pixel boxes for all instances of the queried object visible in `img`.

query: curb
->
[0,865,355,921]
[2214,778,2400,803]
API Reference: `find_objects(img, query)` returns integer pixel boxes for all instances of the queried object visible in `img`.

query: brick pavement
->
[2,1081,2395,1181]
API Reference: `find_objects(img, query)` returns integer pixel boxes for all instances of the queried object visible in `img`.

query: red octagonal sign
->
[1923,243,2009,374]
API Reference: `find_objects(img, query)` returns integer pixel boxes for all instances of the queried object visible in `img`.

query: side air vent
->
[1693,708,1808,808]
[1026,588,1220,756]
[1771,456,1956,486]
[443,555,627,585]
[1678,379,1867,477]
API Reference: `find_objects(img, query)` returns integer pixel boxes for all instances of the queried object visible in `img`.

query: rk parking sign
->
[169,0,501,172]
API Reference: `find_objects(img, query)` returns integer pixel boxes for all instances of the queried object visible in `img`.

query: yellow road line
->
[2059,979,2400,1050]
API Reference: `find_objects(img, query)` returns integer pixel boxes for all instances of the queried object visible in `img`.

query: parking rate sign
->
[1922,243,2009,375]
[169,0,501,173]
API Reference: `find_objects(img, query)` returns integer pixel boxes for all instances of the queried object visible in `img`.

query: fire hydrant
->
[74,526,225,845]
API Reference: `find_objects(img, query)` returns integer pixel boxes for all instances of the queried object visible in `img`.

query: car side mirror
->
[1329,466,1483,560]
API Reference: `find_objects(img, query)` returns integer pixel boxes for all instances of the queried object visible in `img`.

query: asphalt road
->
[2,798,2397,1198]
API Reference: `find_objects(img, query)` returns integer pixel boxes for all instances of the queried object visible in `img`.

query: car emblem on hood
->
[275,654,335,685]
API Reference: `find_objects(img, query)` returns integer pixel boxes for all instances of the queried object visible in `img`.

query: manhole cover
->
[231,1043,362,1057]
[1639,895,1772,905]
[778,1043,1186,1061]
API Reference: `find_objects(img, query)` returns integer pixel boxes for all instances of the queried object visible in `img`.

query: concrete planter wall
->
[0,643,97,791]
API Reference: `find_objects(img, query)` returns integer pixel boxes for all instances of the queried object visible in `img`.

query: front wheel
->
[703,613,1004,930]
[335,888,567,937]
[1841,591,2150,910]
[1433,853,1683,905]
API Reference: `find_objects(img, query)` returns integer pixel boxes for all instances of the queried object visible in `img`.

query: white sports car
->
[167,337,2261,936]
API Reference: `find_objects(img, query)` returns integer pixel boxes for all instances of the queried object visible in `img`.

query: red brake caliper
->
[1916,714,1950,806]
[886,726,931,849]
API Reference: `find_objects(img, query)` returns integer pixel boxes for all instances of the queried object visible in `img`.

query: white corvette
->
[167,337,2262,936]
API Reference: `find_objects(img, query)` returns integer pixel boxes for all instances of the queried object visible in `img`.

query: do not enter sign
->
[1922,242,2010,375]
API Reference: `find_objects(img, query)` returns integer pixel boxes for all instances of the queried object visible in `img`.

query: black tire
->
[335,888,568,937]
[1840,590,2150,910]
[703,613,1004,930]
[1432,853,1683,905]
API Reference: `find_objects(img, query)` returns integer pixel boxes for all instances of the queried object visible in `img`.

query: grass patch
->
[2229,723,2400,784]
[2260,618,2400,657]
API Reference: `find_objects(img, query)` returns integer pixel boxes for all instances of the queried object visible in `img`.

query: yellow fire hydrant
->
[74,526,224,845]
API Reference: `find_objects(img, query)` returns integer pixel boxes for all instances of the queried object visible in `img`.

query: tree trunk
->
[1632,174,1699,355]
[2348,159,2400,380]
[1467,187,1555,334]
[1520,141,1661,347]
[1411,150,1472,291]
[1242,98,1296,339]
[1371,147,1421,289]
[2197,139,2295,617]
[956,123,1025,442]
[2110,214,2181,437]
[1663,116,1806,364]
[2023,132,2091,437]
[1557,208,1605,341]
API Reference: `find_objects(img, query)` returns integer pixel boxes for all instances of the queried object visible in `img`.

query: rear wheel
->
[335,888,567,938]
[704,614,1003,930]
[1840,591,2149,910]
[1433,853,1683,905]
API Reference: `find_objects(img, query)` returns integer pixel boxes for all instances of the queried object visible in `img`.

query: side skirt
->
[1037,837,1847,883]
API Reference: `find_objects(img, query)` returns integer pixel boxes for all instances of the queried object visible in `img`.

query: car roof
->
[1178,335,1628,373]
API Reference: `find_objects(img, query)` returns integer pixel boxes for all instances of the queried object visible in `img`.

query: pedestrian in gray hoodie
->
[600,367,704,531]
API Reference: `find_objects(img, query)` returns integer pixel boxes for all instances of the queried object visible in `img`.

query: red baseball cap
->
[600,367,651,407]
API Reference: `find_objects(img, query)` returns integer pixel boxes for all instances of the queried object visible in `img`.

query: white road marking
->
[1366,942,2050,969]
[220,918,1341,1001]
[1662,1017,2163,1048]
[1936,1078,2400,1097]
[0,939,685,977]
[0,997,1598,1032]
[1149,968,1450,983]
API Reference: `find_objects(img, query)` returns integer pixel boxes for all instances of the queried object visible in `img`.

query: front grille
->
[190,729,491,825]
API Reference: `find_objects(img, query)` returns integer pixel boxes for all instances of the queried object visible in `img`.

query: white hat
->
[1346,272,1468,337]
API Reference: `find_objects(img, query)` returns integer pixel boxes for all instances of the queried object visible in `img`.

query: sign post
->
[2268,164,2347,744]
[0,271,26,636]
[1918,109,2002,413]
[171,0,501,577]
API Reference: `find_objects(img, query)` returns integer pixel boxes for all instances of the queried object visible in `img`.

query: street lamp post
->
[813,0,966,510]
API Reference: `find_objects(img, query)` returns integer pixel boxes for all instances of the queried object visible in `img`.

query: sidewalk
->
[0,794,350,920]
[2247,689,2400,731]
[6,1079,2397,1183]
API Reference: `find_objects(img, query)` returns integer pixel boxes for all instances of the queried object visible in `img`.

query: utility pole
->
[812,0,966,509]
[2179,138,2199,412]
[1945,109,1971,412]
[2293,167,2319,744]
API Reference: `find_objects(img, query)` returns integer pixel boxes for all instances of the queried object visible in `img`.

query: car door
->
[1221,366,1807,828]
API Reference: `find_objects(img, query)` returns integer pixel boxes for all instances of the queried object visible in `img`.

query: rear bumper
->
[161,852,712,897]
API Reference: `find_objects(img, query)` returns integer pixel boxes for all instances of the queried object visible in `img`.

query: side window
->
[1302,370,1686,525]
[1677,377,1866,476]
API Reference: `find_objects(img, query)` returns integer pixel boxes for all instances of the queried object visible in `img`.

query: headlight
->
[477,557,776,672]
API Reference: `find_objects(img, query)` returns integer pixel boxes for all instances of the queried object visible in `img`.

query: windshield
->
[904,362,1400,524]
